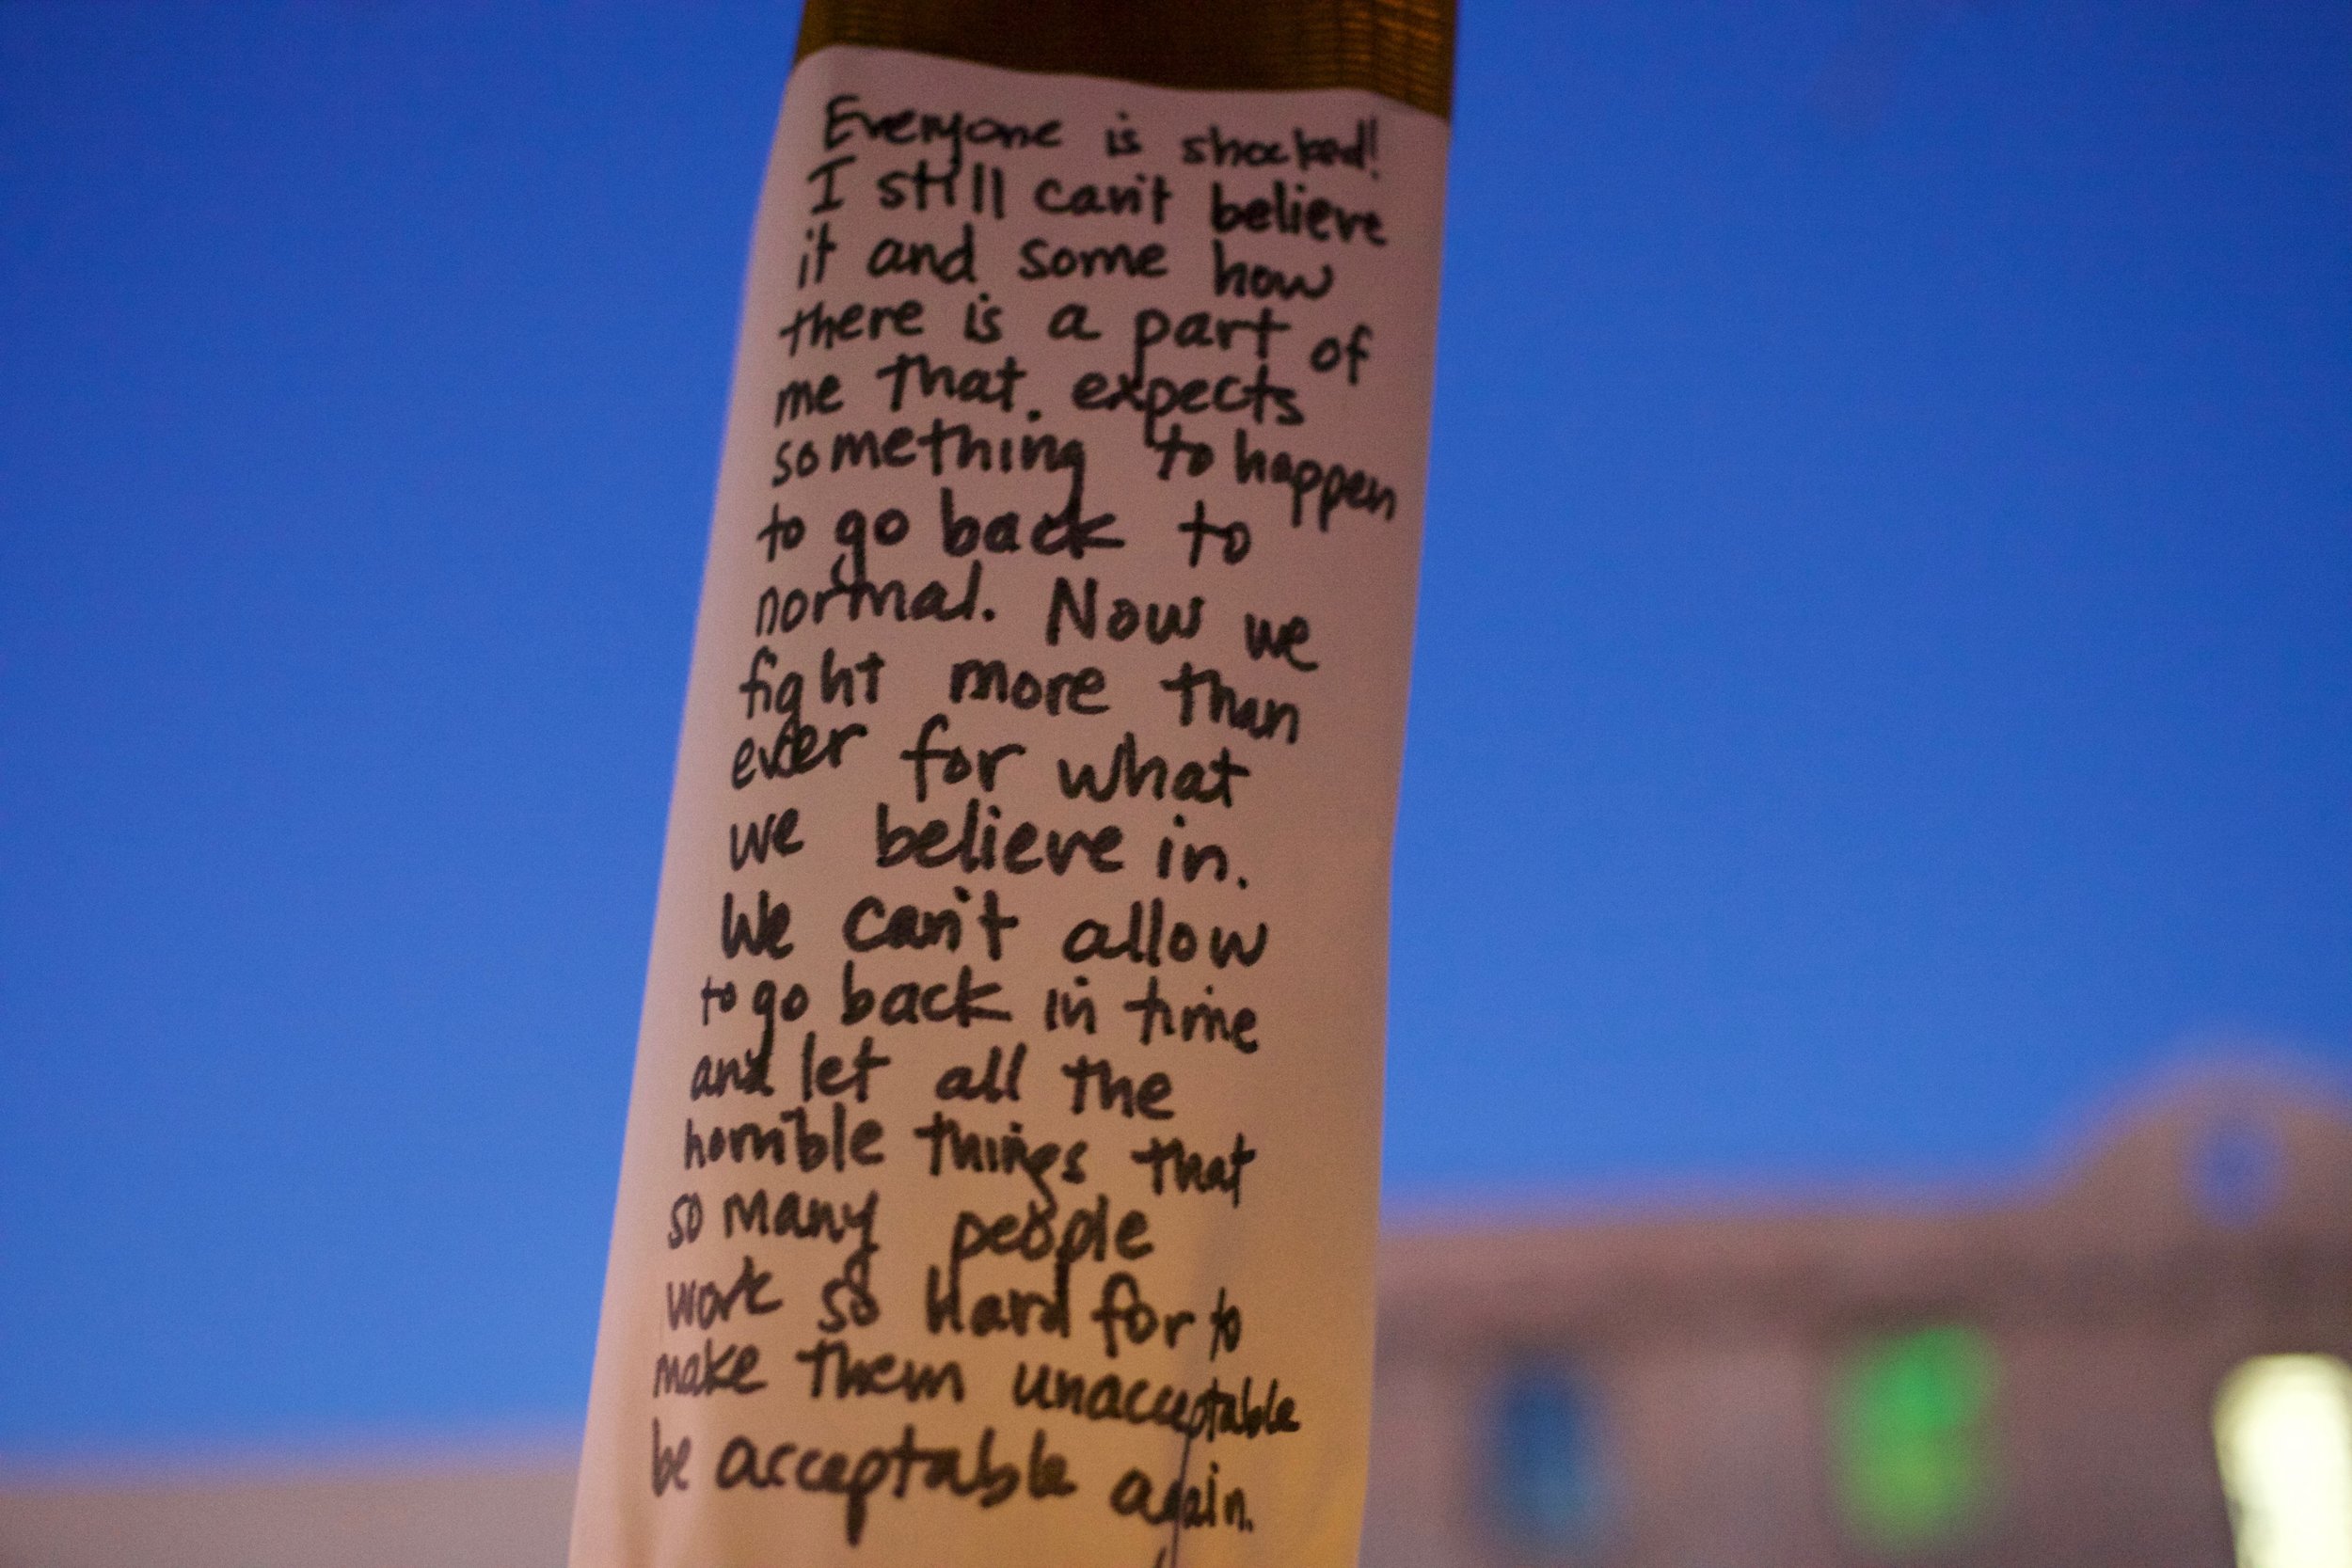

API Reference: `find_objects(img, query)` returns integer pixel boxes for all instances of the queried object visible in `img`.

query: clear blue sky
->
[3,2,2345,1454]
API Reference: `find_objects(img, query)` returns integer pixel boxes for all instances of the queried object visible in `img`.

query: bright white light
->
[2216,1355,2352,1568]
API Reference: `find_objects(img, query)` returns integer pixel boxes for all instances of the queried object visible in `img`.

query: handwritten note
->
[571,43,1447,1568]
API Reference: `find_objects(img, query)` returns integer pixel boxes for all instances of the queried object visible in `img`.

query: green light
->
[1833,1324,1998,1552]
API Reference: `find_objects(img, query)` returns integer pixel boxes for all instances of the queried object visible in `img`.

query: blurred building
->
[0,1456,574,1568]
[4,1069,2348,1568]
[1369,1069,2352,1568]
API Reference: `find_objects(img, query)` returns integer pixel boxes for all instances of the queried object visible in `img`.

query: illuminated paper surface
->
[573,38,1448,1568]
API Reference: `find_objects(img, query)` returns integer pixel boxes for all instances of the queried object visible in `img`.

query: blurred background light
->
[1834,1323,1998,1552]
[2215,1354,2352,1568]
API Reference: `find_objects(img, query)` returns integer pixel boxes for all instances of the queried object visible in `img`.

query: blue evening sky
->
[3,2,2345,1454]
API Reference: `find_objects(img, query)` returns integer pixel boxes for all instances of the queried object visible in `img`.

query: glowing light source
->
[1833,1324,1997,1552]
[2216,1355,2352,1568]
